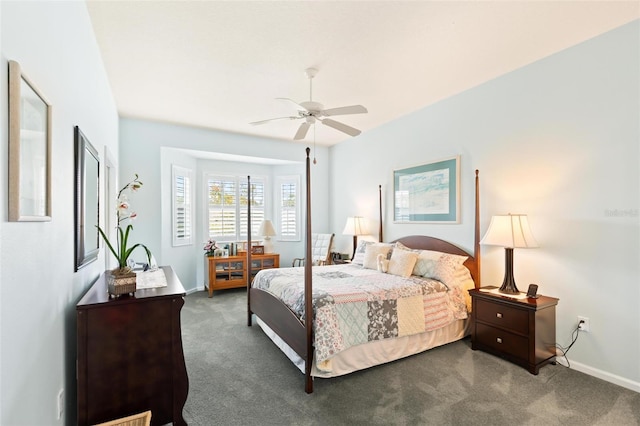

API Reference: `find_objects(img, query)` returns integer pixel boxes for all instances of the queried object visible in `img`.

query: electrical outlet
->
[578,316,590,332]
[57,388,64,420]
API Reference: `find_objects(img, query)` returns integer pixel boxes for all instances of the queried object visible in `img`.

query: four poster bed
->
[247,148,481,393]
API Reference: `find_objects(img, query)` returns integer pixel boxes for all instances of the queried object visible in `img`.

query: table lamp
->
[258,219,277,253]
[342,216,367,260]
[480,214,538,294]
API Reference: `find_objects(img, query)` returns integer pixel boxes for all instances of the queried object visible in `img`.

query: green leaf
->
[97,226,120,263]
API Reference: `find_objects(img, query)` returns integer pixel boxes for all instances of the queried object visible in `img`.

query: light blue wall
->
[0,2,119,424]
[330,20,640,390]
[119,119,330,292]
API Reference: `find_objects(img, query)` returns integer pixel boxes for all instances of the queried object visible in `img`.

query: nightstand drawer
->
[475,298,528,335]
[476,323,529,360]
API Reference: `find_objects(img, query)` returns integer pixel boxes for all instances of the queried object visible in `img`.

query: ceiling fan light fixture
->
[250,67,367,141]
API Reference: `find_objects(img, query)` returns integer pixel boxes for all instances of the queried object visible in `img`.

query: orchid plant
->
[97,174,152,274]
[203,238,219,257]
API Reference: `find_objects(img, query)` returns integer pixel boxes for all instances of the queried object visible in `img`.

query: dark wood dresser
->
[469,287,558,375]
[76,266,188,425]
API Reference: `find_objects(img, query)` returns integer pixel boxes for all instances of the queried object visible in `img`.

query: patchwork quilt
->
[252,264,469,366]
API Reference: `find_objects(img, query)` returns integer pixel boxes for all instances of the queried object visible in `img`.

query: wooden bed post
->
[304,148,313,393]
[378,184,383,242]
[475,170,481,288]
[247,175,253,326]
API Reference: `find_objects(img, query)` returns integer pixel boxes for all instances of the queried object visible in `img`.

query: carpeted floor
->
[180,288,640,425]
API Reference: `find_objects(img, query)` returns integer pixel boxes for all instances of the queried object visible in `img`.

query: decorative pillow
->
[387,248,419,278]
[351,240,371,265]
[414,250,467,279]
[392,242,471,289]
[363,243,393,270]
[413,250,444,277]
[431,253,469,289]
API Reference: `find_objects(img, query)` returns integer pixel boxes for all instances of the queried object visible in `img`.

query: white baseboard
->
[186,285,204,295]
[555,357,640,393]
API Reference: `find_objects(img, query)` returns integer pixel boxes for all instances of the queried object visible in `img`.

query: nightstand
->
[469,287,558,375]
[331,252,351,264]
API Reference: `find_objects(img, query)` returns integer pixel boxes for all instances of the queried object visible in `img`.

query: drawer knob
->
[496,312,503,319]
[496,337,503,344]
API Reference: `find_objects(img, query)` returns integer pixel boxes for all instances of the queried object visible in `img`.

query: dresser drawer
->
[475,298,529,334]
[476,323,529,361]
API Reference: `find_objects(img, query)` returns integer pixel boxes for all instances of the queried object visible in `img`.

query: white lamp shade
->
[258,219,277,237]
[480,214,538,248]
[342,216,367,236]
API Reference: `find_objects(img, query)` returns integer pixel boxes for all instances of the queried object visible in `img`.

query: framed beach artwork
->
[393,156,460,223]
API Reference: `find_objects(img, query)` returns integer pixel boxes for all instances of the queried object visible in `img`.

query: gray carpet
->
[181,288,640,425]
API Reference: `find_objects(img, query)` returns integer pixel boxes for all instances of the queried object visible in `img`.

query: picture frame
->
[74,126,100,271]
[8,60,52,222]
[251,245,265,255]
[393,156,460,223]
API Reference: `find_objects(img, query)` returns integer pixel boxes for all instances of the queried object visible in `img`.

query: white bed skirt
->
[255,316,470,378]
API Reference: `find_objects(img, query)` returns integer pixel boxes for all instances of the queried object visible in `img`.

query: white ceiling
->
[86,1,639,146]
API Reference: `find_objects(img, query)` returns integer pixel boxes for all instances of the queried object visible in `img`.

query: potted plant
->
[203,238,219,257]
[97,174,152,296]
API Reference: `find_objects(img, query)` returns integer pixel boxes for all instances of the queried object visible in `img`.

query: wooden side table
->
[469,287,558,375]
[205,253,279,297]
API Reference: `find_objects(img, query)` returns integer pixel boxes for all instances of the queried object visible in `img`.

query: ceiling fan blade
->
[321,118,361,137]
[249,116,299,126]
[293,122,311,140]
[276,97,309,112]
[321,105,368,117]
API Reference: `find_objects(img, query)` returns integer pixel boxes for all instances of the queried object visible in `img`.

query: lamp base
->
[351,236,358,260]
[499,247,520,294]
[263,237,274,254]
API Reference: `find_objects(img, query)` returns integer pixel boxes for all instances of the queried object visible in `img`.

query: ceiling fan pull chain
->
[313,124,317,164]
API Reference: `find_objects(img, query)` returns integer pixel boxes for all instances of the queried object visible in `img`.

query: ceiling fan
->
[250,68,368,140]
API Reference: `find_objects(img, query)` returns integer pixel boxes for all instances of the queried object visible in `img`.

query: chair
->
[94,411,152,426]
[292,233,334,267]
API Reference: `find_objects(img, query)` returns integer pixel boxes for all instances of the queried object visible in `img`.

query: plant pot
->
[107,270,137,297]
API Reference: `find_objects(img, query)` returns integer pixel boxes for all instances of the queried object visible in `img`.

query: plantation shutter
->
[240,179,265,239]
[207,175,267,241]
[277,176,300,241]
[172,165,192,246]
[207,177,237,240]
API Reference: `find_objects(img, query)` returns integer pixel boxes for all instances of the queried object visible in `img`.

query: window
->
[206,174,265,241]
[276,175,300,241]
[172,165,193,246]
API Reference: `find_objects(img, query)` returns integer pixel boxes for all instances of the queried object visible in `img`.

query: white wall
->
[0,2,119,424]
[119,119,330,292]
[330,21,640,391]
[160,148,198,291]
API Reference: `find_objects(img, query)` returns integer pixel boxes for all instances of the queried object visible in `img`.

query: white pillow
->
[432,252,470,289]
[351,241,371,265]
[363,243,393,270]
[387,248,419,278]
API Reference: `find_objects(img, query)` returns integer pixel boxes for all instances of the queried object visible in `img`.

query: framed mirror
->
[8,60,52,221]
[74,126,100,271]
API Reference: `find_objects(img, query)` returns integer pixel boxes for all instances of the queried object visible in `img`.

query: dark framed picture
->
[393,156,460,223]
[251,245,265,254]
[74,126,100,271]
